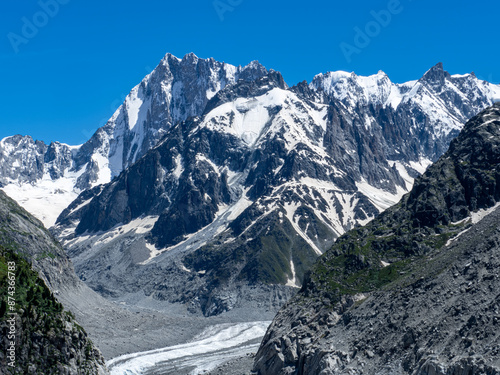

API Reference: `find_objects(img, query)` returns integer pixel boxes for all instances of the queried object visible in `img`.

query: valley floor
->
[60,283,276,373]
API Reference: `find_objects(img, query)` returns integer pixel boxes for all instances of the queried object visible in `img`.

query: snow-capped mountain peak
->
[312,63,500,144]
[1,59,499,236]
[310,69,392,108]
[50,63,500,315]
[0,54,269,227]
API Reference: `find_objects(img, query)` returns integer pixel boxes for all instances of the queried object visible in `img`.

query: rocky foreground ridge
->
[0,191,108,374]
[254,103,500,374]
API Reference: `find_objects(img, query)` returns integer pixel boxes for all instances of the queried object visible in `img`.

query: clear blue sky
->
[1,0,499,145]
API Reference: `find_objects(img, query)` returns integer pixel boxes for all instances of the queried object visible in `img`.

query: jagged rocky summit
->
[253,103,500,374]
[1,57,499,230]
[48,57,500,316]
[0,53,268,227]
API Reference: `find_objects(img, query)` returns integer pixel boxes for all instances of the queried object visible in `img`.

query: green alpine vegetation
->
[0,190,108,374]
[0,245,106,374]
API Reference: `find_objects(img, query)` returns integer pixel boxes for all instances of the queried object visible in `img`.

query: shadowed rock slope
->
[0,191,108,374]
[0,247,108,374]
[254,103,500,374]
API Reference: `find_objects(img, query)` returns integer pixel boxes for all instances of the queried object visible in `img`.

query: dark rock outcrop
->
[254,103,500,374]
[0,247,108,374]
[0,191,108,374]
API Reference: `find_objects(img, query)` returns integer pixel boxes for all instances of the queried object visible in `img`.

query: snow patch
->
[356,178,407,212]
[92,152,112,186]
[1,167,86,228]
[446,202,500,247]
[285,260,300,288]
[388,160,414,191]
[471,202,500,224]
[284,202,322,256]
[125,85,145,131]
[226,192,252,221]
[140,242,161,265]
[94,216,159,246]
[409,158,433,175]
[173,154,183,178]
[204,92,273,145]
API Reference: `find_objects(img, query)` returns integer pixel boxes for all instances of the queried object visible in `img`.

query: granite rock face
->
[52,64,499,316]
[2,54,499,317]
[253,103,500,374]
[1,58,499,228]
